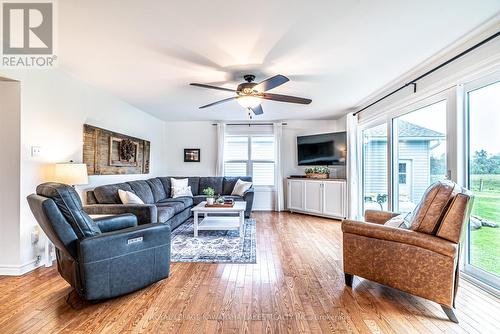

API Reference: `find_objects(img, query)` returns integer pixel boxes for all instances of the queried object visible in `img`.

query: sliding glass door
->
[392,100,448,212]
[362,123,388,213]
[465,78,500,289]
[358,74,499,291]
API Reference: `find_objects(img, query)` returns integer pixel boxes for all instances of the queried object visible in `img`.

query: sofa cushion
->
[158,196,194,207]
[37,182,101,238]
[86,190,98,204]
[94,183,133,204]
[127,180,155,204]
[157,206,176,223]
[408,180,458,234]
[223,176,252,195]
[187,177,200,195]
[147,178,167,202]
[167,206,191,231]
[178,177,200,195]
[223,195,245,202]
[193,195,206,205]
[156,201,185,214]
[200,177,223,195]
[158,177,171,198]
[436,192,472,243]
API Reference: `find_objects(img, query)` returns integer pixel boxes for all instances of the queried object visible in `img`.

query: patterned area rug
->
[171,218,256,263]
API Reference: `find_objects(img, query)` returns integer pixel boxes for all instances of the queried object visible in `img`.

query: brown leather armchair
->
[342,181,473,323]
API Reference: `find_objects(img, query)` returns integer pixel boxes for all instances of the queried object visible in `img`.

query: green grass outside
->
[469,174,499,276]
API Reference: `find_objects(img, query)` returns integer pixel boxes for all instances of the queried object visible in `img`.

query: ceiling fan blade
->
[190,83,236,93]
[261,93,312,104]
[253,75,289,92]
[251,104,264,115]
[199,97,237,109]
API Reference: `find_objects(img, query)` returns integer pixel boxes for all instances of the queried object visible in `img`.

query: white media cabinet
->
[287,178,347,219]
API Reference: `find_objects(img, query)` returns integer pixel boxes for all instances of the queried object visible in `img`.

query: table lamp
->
[54,161,89,186]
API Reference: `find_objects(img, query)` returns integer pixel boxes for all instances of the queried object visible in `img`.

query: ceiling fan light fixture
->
[237,95,261,109]
[190,74,311,115]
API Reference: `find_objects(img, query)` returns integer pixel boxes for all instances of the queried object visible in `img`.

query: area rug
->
[170,218,256,263]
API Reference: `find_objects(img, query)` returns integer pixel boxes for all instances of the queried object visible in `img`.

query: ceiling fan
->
[190,74,312,117]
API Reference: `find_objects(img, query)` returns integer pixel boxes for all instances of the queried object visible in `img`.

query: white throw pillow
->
[118,189,144,204]
[172,185,193,198]
[171,178,193,198]
[231,179,252,196]
[171,178,188,189]
[384,212,411,229]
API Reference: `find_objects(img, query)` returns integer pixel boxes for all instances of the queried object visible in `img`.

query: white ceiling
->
[58,0,500,121]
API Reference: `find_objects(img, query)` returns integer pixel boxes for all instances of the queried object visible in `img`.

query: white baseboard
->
[0,259,44,276]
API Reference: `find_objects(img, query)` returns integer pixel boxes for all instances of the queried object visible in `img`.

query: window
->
[465,79,499,289]
[398,162,407,184]
[224,135,275,186]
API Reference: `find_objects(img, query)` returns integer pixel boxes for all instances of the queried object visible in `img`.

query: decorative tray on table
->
[205,198,235,208]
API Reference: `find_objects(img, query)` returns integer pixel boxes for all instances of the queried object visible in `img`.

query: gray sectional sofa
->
[84,176,254,231]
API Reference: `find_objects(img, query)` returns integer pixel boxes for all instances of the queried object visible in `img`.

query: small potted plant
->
[305,166,330,179]
[202,187,215,205]
[215,195,225,205]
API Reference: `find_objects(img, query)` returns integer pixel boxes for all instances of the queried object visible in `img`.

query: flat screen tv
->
[297,132,347,166]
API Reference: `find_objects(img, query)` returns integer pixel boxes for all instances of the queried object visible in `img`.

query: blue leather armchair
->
[27,182,171,301]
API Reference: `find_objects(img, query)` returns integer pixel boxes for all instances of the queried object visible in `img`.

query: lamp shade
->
[54,162,89,185]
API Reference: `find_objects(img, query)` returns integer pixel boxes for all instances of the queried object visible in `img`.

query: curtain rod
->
[353,31,500,117]
[211,122,287,126]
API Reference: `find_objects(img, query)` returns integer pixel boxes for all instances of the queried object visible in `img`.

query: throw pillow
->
[408,180,457,234]
[171,178,188,189]
[384,212,411,229]
[231,179,252,196]
[118,189,144,204]
[172,185,193,198]
[171,178,194,198]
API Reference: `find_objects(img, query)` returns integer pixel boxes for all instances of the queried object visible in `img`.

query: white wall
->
[163,118,347,210]
[164,122,217,176]
[0,69,168,275]
[0,81,21,270]
[357,23,500,124]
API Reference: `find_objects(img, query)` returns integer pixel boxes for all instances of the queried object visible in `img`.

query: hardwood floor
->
[0,212,498,333]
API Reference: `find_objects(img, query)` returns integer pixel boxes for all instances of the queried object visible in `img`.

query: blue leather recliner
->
[27,182,171,301]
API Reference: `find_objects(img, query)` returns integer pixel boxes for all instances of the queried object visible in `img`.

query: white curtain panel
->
[273,122,284,211]
[216,123,226,176]
[346,113,361,219]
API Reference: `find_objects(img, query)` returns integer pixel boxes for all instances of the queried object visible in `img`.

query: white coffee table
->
[191,201,247,237]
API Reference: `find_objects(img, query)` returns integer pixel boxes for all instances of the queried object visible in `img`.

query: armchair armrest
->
[342,220,457,258]
[84,204,157,225]
[78,223,171,300]
[93,213,138,233]
[364,210,399,224]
